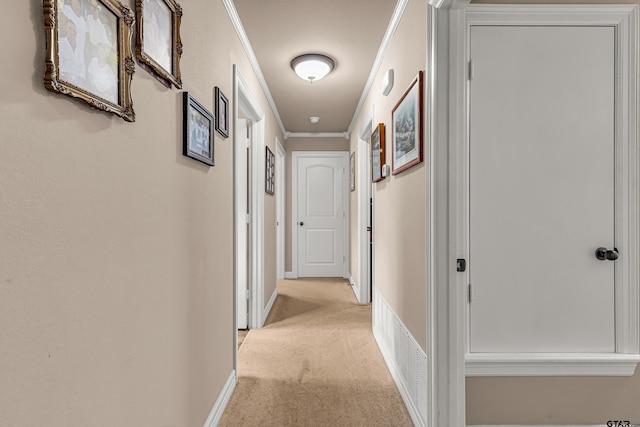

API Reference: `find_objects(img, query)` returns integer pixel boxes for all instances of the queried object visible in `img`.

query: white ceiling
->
[232,0,400,135]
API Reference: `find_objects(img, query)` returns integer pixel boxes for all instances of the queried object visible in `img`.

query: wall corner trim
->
[202,370,236,427]
[263,288,278,326]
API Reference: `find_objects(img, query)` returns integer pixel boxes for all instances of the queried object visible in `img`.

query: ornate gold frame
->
[136,0,182,89]
[43,0,136,122]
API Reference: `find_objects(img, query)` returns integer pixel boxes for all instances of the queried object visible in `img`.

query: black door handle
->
[299,222,304,226]
[595,247,618,261]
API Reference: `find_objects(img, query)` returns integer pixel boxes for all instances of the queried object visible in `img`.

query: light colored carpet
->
[219,278,413,427]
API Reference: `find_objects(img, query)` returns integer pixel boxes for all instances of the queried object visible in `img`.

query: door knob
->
[595,247,619,261]
[299,222,304,226]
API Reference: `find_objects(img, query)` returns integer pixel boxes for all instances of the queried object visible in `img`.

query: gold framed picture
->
[136,0,182,88]
[43,0,136,122]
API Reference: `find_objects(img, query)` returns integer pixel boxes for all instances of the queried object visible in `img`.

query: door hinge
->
[246,290,251,300]
[468,60,475,81]
[246,214,251,224]
[468,283,472,303]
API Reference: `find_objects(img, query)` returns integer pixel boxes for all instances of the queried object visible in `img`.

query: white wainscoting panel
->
[373,289,428,427]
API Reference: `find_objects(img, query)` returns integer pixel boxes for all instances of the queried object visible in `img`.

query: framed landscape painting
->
[392,71,424,175]
[371,123,385,183]
[43,0,135,121]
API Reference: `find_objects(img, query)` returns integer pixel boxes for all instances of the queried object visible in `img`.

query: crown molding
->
[347,0,409,134]
[222,0,286,135]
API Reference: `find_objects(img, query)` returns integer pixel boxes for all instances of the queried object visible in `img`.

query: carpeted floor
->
[219,278,413,427]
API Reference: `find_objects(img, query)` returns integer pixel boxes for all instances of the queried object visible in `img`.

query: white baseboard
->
[347,273,362,303]
[284,271,296,279]
[263,288,277,325]
[202,370,236,427]
[470,425,603,427]
[372,289,428,427]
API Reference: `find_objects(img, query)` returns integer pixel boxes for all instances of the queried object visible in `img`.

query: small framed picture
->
[215,87,229,138]
[350,152,356,192]
[371,123,386,183]
[265,146,275,195]
[136,0,182,88]
[183,92,214,166]
[392,71,424,175]
[43,0,135,121]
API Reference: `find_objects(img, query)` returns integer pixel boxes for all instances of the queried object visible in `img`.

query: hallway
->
[220,279,413,426]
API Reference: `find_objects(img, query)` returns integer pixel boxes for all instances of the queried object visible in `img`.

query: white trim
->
[431,2,472,427]
[285,132,350,140]
[467,353,640,377]
[263,288,278,325]
[459,4,640,377]
[202,370,236,427]
[292,151,350,278]
[235,68,266,330]
[347,0,409,134]
[469,425,602,427]
[373,288,428,427]
[276,138,286,280]
[284,271,296,279]
[221,0,286,136]
[356,107,373,304]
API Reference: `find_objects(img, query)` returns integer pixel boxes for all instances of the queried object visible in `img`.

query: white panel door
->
[469,26,616,353]
[297,155,345,277]
[236,119,250,330]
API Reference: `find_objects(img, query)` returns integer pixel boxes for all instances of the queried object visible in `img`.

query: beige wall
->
[465,0,640,424]
[349,0,427,351]
[283,137,349,272]
[0,0,281,426]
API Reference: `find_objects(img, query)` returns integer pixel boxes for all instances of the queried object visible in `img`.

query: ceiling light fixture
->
[309,116,320,124]
[291,54,335,83]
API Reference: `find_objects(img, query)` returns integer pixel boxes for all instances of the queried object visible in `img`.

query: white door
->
[469,26,616,353]
[296,154,347,277]
[236,119,250,330]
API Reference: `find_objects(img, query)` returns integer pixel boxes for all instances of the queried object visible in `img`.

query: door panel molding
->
[457,4,640,377]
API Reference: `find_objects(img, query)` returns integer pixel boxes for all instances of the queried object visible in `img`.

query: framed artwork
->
[350,152,356,192]
[43,0,135,122]
[392,71,424,175]
[136,0,182,88]
[265,146,275,195]
[183,92,214,166]
[371,123,385,183]
[215,87,229,138]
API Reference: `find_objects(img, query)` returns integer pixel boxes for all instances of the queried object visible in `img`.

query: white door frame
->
[276,138,286,280]
[357,110,373,304]
[233,66,266,345]
[291,151,349,279]
[431,3,640,425]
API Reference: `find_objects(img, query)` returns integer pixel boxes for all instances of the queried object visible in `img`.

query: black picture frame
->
[183,92,214,166]
[265,146,275,195]
[215,87,229,138]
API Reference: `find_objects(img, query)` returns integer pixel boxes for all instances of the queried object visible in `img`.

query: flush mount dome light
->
[291,54,335,83]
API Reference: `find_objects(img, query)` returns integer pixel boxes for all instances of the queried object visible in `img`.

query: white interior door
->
[236,119,250,330]
[296,154,346,277]
[469,25,616,353]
